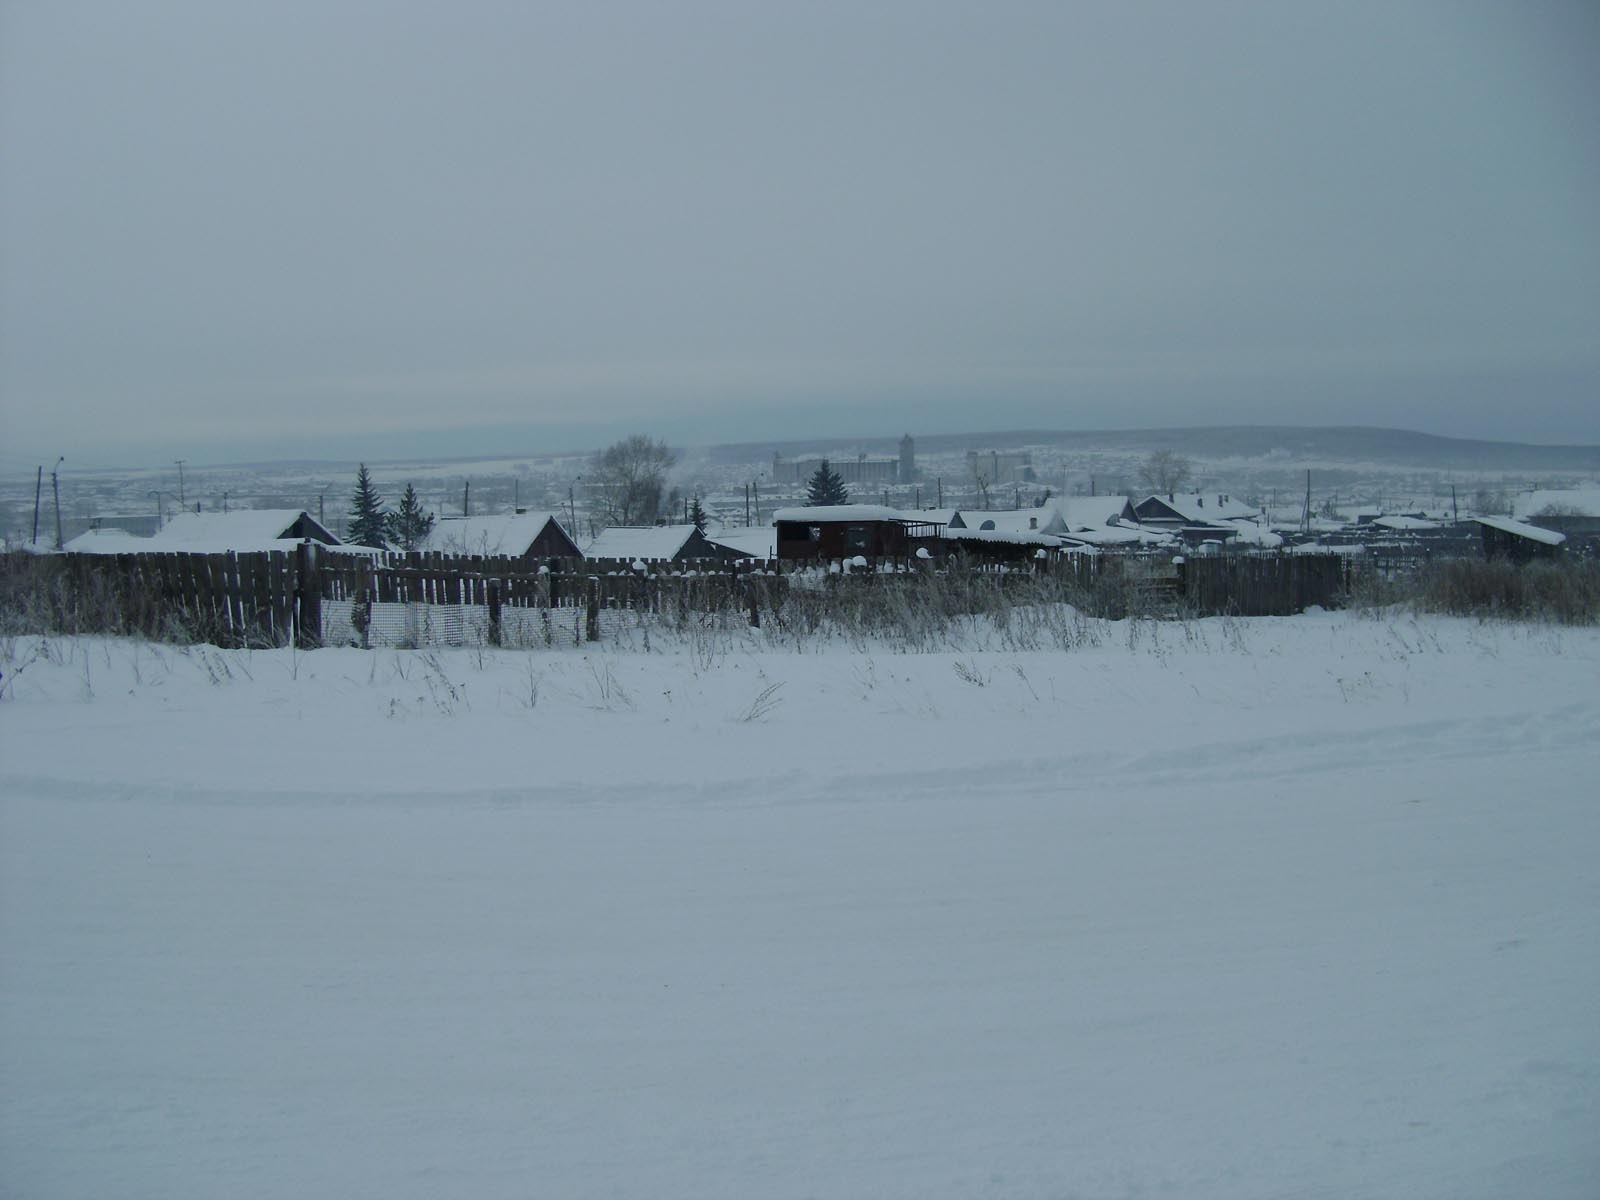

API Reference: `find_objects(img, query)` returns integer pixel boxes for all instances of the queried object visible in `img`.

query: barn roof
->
[1136,494,1259,523]
[1473,516,1567,546]
[62,528,151,554]
[1371,515,1442,531]
[143,509,339,553]
[704,526,775,558]
[1043,496,1133,531]
[424,512,568,556]
[947,509,1052,534]
[584,524,700,561]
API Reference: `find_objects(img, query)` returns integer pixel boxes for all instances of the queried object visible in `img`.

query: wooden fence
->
[2,547,1360,647]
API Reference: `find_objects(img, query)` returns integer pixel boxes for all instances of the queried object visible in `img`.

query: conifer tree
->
[688,495,709,535]
[347,463,390,548]
[806,459,849,507]
[386,482,434,551]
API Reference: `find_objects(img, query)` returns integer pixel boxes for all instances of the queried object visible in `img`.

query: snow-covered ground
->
[2,613,1597,1199]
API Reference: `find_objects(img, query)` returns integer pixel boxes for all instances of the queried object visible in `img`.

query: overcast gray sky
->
[2,0,1596,465]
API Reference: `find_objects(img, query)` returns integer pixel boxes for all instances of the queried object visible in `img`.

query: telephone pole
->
[32,466,43,545]
[174,460,186,505]
[51,457,64,550]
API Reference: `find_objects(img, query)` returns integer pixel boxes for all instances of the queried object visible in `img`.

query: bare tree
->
[1138,450,1192,494]
[590,434,676,527]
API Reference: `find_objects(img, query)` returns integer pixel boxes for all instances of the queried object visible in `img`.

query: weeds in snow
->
[736,681,785,723]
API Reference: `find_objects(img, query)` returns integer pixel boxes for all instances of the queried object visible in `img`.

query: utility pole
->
[1301,469,1312,535]
[936,477,943,507]
[744,484,751,527]
[1451,484,1459,524]
[568,477,581,536]
[463,480,470,517]
[174,460,186,505]
[318,493,325,525]
[915,486,921,509]
[51,458,64,549]
[32,466,43,545]
[753,478,761,525]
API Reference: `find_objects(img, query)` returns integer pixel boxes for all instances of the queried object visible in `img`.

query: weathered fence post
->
[585,576,600,642]
[746,577,761,628]
[295,541,322,648]
[487,578,502,647]
[353,557,372,649]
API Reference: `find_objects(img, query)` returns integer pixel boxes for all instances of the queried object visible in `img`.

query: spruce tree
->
[347,463,390,548]
[806,459,849,507]
[688,495,709,535]
[386,482,434,551]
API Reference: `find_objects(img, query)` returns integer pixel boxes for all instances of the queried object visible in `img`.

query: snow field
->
[1,612,1597,1198]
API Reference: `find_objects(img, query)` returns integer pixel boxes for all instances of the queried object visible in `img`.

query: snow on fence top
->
[939,527,1062,548]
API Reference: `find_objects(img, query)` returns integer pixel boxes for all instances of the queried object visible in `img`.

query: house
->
[772,505,943,561]
[1472,517,1567,562]
[61,528,153,554]
[584,524,744,564]
[139,509,345,554]
[703,526,776,560]
[1130,493,1259,547]
[423,512,580,561]
[1035,497,1162,549]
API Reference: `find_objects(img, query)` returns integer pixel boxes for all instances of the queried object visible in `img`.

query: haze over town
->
[3,1,1597,468]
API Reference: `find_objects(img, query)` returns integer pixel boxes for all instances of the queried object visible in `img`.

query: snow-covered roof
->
[585,525,699,561]
[143,509,339,553]
[1043,496,1132,531]
[704,527,775,558]
[1371,515,1442,532]
[1137,494,1259,523]
[1472,516,1567,546]
[1512,488,1600,519]
[771,505,910,523]
[1225,519,1285,548]
[63,528,151,554]
[424,512,567,556]
[948,509,1053,534]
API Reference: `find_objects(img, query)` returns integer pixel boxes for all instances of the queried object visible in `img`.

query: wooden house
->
[584,524,746,564]
[772,505,942,562]
[424,512,581,561]
[1472,517,1567,562]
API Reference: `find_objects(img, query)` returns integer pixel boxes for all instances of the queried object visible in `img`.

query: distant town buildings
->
[773,434,917,486]
[966,449,1035,484]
